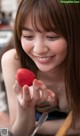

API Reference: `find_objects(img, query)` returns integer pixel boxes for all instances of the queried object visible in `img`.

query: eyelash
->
[23,35,61,40]
[23,36,33,39]
[47,36,61,40]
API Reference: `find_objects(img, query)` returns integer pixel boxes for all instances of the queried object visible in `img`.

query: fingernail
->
[34,79,40,85]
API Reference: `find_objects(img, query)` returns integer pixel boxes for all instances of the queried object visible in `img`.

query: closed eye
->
[47,36,61,40]
[23,35,34,40]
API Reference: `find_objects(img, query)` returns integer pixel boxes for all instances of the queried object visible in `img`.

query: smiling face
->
[21,17,67,72]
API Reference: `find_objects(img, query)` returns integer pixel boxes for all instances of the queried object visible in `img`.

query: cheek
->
[51,39,67,55]
[22,44,30,53]
[56,40,67,61]
[59,40,67,57]
[21,38,31,53]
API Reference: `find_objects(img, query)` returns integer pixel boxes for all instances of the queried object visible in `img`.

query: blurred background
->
[0,0,21,119]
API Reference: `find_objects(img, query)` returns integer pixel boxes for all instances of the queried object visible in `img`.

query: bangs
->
[21,0,60,34]
[19,0,76,39]
[30,5,57,32]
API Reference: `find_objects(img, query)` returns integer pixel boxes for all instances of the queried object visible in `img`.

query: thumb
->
[13,80,22,95]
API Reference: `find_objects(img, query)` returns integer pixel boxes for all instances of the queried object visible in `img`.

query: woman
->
[1,0,80,135]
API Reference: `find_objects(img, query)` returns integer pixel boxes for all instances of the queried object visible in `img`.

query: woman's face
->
[21,18,67,72]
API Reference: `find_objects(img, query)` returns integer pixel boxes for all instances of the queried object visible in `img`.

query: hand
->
[13,79,57,108]
[34,80,58,112]
[12,80,37,136]
[12,79,57,135]
[13,79,52,135]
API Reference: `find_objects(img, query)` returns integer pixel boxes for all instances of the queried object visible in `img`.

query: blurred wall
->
[1,0,18,12]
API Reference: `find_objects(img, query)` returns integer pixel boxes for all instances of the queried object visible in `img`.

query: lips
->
[37,56,50,61]
[36,56,55,63]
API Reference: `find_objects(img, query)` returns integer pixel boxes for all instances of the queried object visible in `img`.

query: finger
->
[47,90,57,106]
[38,80,48,102]
[23,85,31,101]
[33,79,40,103]
[19,85,32,108]
[13,80,22,94]
[48,89,55,98]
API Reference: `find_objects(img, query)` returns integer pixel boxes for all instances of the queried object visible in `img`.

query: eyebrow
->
[22,27,33,32]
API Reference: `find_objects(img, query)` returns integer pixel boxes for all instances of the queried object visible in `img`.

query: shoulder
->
[1,48,18,64]
[1,49,21,70]
[1,48,21,85]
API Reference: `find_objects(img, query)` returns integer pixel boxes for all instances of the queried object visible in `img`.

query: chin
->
[38,67,53,72]
[36,64,56,72]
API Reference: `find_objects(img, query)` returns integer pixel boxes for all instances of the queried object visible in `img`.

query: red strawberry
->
[16,68,36,87]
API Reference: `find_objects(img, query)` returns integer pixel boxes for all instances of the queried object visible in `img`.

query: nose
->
[33,39,48,54]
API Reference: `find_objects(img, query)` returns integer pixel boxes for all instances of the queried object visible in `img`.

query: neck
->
[38,64,65,83]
